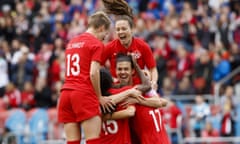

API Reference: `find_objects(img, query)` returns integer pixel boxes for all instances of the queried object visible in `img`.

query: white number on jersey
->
[102,120,118,135]
[149,109,162,132]
[66,53,80,76]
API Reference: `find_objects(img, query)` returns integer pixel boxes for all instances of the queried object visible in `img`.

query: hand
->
[120,97,139,108]
[128,88,145,102]
[99,96,116,114]
[151,82,158,91]
[129,53,137,64]
[125,106,136,117]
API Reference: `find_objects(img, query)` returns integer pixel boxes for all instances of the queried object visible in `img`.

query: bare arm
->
[138,96,168,108]
[102,105,135,121]
[131,55,151,93]
[106,87,143,105]
[121,90,168,108]
[90,61,102,98]
[149,67,158,90]
[138,90,167,108]
[91,61,115,113]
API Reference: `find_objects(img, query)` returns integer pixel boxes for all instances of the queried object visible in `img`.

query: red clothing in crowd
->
[201,129,221,144]
[48,59,61,86]
[21,91,35,107]
[176,56,192,80]
[163,103,182,129]
[5,89,21,108]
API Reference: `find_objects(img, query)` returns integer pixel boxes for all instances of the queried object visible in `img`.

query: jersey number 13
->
[66,53,80,76]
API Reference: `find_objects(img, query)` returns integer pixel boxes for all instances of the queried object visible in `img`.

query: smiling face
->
[116,61,134,86]
[115,20,133,48]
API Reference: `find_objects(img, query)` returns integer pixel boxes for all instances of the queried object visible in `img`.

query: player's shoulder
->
[133,37,149,48]
[106,39,120,47]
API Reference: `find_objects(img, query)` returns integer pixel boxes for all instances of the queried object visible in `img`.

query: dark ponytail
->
[102,0,133,19]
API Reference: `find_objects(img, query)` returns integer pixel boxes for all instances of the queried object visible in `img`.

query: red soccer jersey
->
[100,86,133,144]
[130,100,171,144]
[102,38,156,81]
[61,32,103,91]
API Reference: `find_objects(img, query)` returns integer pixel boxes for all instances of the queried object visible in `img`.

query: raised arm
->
[131,54,151,93]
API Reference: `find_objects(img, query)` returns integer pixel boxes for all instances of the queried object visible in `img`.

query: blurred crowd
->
[0,0,240,143]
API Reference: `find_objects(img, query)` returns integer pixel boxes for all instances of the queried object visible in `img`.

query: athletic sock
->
[67,140,81,144]
[86,137,101,144]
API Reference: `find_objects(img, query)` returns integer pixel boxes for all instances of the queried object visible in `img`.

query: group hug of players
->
[57,0,171,144]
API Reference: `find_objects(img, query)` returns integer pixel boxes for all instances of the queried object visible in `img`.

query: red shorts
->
[57,89,101,123]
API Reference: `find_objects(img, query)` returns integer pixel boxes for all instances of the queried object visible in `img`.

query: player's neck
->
[122,37,133,49]
[86,28,96,36]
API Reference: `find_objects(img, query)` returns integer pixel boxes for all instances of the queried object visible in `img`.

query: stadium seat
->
[235,105,240,136]
[207,104,222,132]
[47,108,64,139]
[0,109,9,134]
[210,104,221,115]
[183,105,192,137]
[0,98,6,110]
[4,108,27,144]
[27,108,49,144]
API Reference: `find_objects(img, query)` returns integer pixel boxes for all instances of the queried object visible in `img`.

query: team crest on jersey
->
[132,50,141,59]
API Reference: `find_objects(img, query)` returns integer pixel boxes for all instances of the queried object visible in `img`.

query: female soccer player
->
[102,0,159,90]
[57,11,113,144]
[99,68,137,144]
[99,53,152,144]
[112,54,170,144]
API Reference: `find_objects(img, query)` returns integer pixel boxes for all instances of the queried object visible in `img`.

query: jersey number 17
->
[149,109,162,132]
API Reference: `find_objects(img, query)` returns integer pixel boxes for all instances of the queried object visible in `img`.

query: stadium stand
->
[0,0,240,143]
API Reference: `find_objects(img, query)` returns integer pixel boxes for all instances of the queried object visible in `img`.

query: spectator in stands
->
[34,76,53,108]
[190,95,210,137]
[175,44,193,80]
[232,18,240,46]
[51,80,63,107]
[159,76,176,97]
[212,52,231,82]
[152,31,173,89]
[220,85,238,112]
[201,121,221,144]
[229,43,240,83]
[193,51,213,94]
[47,49,63,88]
[166,17,184,51]
[0,49,9,98]
[221,97,235,137]
[174,76,195,95]
[206,105,222,133]
[21,81,35,110]
[3,82,21,109]
[35,43,52,78]
[163,100,182,144]
[10,46,35,90]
